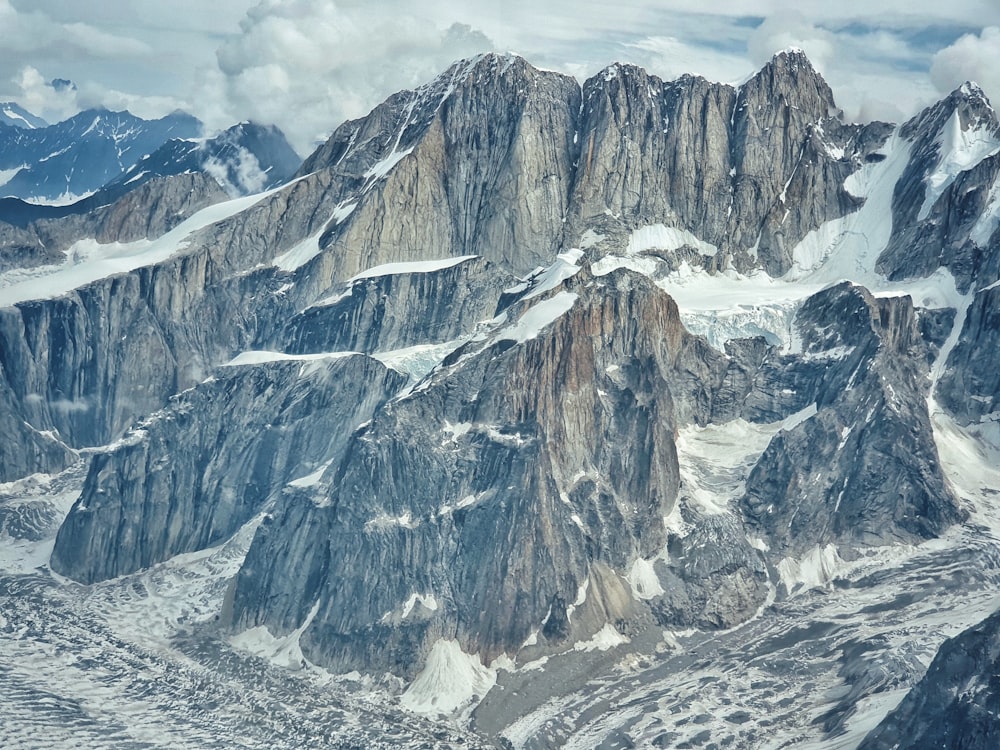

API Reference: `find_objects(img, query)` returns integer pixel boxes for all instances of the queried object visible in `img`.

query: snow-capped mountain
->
[0,108,202,203]
[2,49,1000,748]
[103,121,302,200]
[0,119,302,274]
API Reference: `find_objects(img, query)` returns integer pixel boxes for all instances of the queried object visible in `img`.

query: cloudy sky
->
[2,0,999,155]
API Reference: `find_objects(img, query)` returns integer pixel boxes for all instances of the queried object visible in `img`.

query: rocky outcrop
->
[860,607,1000,750]
[742,282,963,555]
[227,267,769,675]
[50,352,405,584]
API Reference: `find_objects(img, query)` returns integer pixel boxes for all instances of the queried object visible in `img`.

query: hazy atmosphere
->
[2,0,999,153]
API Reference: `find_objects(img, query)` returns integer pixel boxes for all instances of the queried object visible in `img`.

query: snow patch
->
[777,544,844,594]
[349,255,477,281]
[780,403,818,431]
[364,512,419,531]
[288,459,335,488]
[230,600,320,670]
[627,224,719,257]
[971,174,1000,247]
[626,557,665,600]
[222,350,357,367]
[522,248,584,301]
[364,146,415,181]
[272,231,323,272]
[0,183,295,307]
[400,639,496,717]
[573,623,629,652]
[372,338,467,382]
[497,292,578,343]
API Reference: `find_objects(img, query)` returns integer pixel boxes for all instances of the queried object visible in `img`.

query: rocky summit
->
[2,49,1000,748]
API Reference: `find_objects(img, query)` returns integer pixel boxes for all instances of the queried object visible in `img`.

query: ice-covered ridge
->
[349,255,478,281]
[0,180,303,308]
[918,109,1000,221]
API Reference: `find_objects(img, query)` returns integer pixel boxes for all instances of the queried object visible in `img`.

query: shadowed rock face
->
[860,607,1000,750]
[50,353,405,584]
[742,282,964,555]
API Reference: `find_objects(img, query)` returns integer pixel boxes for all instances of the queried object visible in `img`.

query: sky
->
[1,0,999,156]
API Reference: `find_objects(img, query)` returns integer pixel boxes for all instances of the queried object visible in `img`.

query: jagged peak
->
[736,47,837,119]
[902,79,999,142]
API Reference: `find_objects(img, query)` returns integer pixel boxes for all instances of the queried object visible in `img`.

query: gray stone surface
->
[50,353,404,584]
[861,607,1000,750]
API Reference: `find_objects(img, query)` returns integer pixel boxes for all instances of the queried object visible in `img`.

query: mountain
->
[0,108,202,202]
[0,120,302,273]
[2,49,1000,748]
[103,121,302,199]
[0,102,47,130]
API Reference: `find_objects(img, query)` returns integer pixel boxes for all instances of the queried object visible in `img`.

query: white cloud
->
[930,27,1000,107]
[206,0,494,153]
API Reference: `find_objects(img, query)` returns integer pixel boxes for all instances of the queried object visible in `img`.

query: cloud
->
[207,0,494,154]
[930,26,1000,106]
[0,0,148,57]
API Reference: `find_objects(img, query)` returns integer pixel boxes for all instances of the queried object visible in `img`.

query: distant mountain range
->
[0,106,301,206]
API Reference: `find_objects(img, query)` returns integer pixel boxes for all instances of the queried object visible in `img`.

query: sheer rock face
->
[567,51,877,276]
[50,353,405,584]
[306,54,581,280]
[742,283,964,556]
[280,256,514,355]
[938,283,1000,424]
[860,607,1000,750]
[228,269,767,675]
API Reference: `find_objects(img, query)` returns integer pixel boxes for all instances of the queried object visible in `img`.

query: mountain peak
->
[740,46,837,119]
